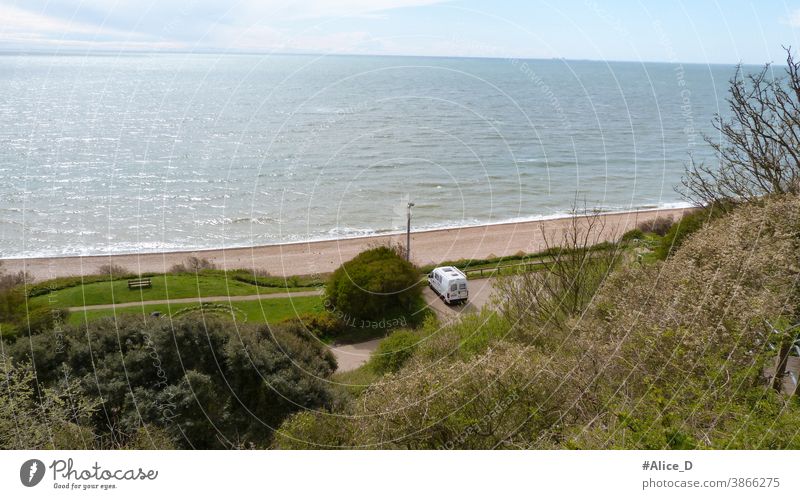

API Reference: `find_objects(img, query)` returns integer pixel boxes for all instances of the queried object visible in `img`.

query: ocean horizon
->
[0,52,742,258]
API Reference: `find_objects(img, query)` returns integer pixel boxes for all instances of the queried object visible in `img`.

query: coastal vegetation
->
[324,245,425,327]
[275,194,800,449]
[3,53,800,451]
[3,193,798,449]
[2,315,336,449]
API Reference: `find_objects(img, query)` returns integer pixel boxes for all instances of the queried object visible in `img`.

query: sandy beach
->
[1,207,690,282]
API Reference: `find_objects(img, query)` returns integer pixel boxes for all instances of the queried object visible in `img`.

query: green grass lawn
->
[67,295,324,326]
[34,273,317,309]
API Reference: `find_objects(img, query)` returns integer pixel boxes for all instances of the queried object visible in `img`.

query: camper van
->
[428,266,469,305]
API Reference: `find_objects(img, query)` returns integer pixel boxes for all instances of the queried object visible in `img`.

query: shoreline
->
[1,207,692,281]
[0,204,692,261]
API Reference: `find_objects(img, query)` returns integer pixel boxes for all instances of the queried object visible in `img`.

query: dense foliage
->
[368,330,419,375]
[0,265,66,338]
[2,315,337,449]
[325,246,424,324]
[653,204,724,260]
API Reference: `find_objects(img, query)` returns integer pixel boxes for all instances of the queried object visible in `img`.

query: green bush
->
[325,246,423,323]
[286,312,347,339]
[4,315,337,449]
[620,228,644,242]
[168,256,217,274]
[0,286,25,322]
[24,306,69,336]
[414,311,510,362]
[637,215,674,236]
[369,330,420,374]
[0,284,68,337]
[655,206,723,260]
[0,356,98,450]
[357,343,572,449]
[273,411,355,449]
[0,322,18,339]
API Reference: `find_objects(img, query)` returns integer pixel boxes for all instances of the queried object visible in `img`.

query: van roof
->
[435,266,466,279]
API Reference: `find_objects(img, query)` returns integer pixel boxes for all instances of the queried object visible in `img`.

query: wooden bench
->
[127,278,152,290]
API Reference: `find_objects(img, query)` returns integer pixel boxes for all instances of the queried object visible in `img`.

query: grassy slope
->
[67,295,324,326]
[33,273,315,308]
[276,196,800,449]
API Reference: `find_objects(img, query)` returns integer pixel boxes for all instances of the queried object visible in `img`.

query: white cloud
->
[239,0,447,21]
[0,3,182,49]
[784,9,800,28]
[0,4,123,37]
[0,0,450,52]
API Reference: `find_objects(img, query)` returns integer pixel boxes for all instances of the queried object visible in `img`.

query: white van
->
[428,266,469,305]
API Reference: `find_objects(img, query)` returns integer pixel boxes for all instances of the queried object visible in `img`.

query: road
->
[420,276,498,322]
[332,277,498,372]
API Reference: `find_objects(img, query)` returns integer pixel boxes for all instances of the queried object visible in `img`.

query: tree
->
[325,246,423,323]
[0,355,97,449]
[496,208,621,338]
[4,315,337,449]
[0,265,59,338]
[683,48,800,206]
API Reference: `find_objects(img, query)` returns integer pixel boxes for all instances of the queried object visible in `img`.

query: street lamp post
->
[406,202,415,261]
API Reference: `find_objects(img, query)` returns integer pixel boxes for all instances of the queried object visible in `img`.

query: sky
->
[1,0,800,64]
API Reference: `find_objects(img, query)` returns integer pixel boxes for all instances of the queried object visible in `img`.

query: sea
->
[0,52,746,258]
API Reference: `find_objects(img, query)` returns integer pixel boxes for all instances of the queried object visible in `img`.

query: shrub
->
[0,355,98,449]
[5,315,337,449]
[0,270,30,291]
[636,215,673,236]
[572,195,800,449]
[0,286,24,323]
[414,311,510,363]
[23,306,69,336]
[287,312,347,339]
[0,283,67,337]
[654,206,722,260]
[325,246,423,324]
[273,410,355,449]
[620,228,644,242]
[496,209,622,335]
[169,256,217,273]
[369,330,419,374]
[96,263,132,278]
[354,343,574,449]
